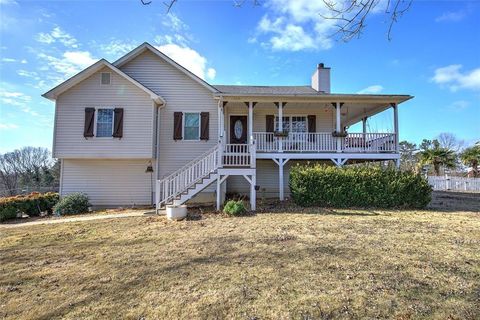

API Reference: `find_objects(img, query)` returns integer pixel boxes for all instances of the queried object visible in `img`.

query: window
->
[101,72,111,85]
[184,112,200,140]
[275,116,307,133]
[96,109,114,137]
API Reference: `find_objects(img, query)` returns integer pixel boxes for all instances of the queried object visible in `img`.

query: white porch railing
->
[342,133,396,153]
[222,142,256,167]
[157,144,220,207]
[253,132,396,153]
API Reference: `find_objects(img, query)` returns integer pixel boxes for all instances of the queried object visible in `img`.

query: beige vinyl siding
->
[227,160,331,198]
[61,159,153,207]
[120,50,219,180]
[54,67,155,159]
[224,102,334,138]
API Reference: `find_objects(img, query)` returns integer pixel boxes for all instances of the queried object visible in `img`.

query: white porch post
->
[335,102,341,153]
[278,102,283,152]
[248,101,253,144]
[273,158,288,201]
[392,103,399,153]
[217,99,222,140]
[216,175,221,210]
[250,174,256,211]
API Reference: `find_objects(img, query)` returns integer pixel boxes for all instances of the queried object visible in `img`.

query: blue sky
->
[0,0,479,153]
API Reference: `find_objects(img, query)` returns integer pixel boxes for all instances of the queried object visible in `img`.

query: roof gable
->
[113,42,218,93]
[42,59,165,105]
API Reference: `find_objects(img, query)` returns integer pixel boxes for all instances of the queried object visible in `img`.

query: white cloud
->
[0,123,19,130]
[253,0,339,51]
[0,89,38,117]
[36,32,55,44]
[448,100,470,111]
[155,44,216,80]
[38,50,97,78]
[1,57,27,64]
[36,27,78,48]
[161,13,188,33]
[0,0,18,5]
[207,68,216,80]
[253,0,394,51]
[99,39,138,58]
[435,11,466,23]
[431,64,480,92]
[357,85,384,94]
[17,69,40,80]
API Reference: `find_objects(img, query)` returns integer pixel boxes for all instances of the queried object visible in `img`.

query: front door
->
[230,116,247,144]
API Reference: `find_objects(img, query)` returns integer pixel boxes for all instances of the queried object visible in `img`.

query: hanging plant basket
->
[274,131,289,137]
[332,131,348,138]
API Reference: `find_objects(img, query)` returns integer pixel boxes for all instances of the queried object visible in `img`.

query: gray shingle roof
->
[214,85,320,95]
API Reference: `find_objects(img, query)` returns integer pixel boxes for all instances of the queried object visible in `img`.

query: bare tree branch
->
[321,0,413,42]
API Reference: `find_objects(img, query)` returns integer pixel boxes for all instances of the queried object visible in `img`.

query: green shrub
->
[289,164,432,209]
[53,193,90,215]
[223,200,247,216]
[0,205,17,222]
[0,192,60,222]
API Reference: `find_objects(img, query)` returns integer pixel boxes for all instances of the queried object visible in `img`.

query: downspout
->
[154,102,164,211]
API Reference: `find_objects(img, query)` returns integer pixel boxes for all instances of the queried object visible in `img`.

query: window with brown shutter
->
[84,108,95,138]
[173,112,183,140]
[200,112,209,140]
[113,108,124,138]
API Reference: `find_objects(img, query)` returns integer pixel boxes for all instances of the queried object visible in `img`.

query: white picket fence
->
[428,176,480,192]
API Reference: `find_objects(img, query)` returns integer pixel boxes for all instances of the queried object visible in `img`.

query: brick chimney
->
[311,63,330,93]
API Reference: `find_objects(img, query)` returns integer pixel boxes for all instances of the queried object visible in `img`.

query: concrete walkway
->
[0,210,156,229]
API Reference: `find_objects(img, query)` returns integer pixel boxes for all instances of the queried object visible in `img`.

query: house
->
[43,42,412,211]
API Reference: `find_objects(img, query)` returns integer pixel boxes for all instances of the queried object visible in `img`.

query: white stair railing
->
[157,144,220,207]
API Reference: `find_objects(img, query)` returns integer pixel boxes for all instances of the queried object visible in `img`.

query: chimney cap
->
[318,63,325,68]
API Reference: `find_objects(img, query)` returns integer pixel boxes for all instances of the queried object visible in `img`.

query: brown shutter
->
[266,115,274,132]
[308,115,316,142]
[307,115,316,132]
[200,112,209,140]
[112,108,124,138]
[173,112,183,140]
[84,108,95,138]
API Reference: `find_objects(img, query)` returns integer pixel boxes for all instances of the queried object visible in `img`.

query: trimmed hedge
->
[0,192,60,222]
[289,164,432,208]
[53,192,90,215]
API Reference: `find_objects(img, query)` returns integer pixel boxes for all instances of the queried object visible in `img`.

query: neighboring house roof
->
[214,85,319,95]
[42,59,165,105]
[113,42,219,94]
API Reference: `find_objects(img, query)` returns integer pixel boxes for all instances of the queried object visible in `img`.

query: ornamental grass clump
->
[289,164,432,209]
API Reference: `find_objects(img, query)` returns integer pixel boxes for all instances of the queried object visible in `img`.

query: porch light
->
[145,165,154,173]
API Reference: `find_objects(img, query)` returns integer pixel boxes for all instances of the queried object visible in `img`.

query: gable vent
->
[101,72,111,85]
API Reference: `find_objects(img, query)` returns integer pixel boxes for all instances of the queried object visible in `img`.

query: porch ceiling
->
[219,95,412,127]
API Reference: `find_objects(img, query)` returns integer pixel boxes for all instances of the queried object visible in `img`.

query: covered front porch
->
[216,94,410,157]
[215,93,410,202]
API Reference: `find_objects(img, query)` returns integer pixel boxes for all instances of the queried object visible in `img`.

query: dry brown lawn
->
[1,207,479,319]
